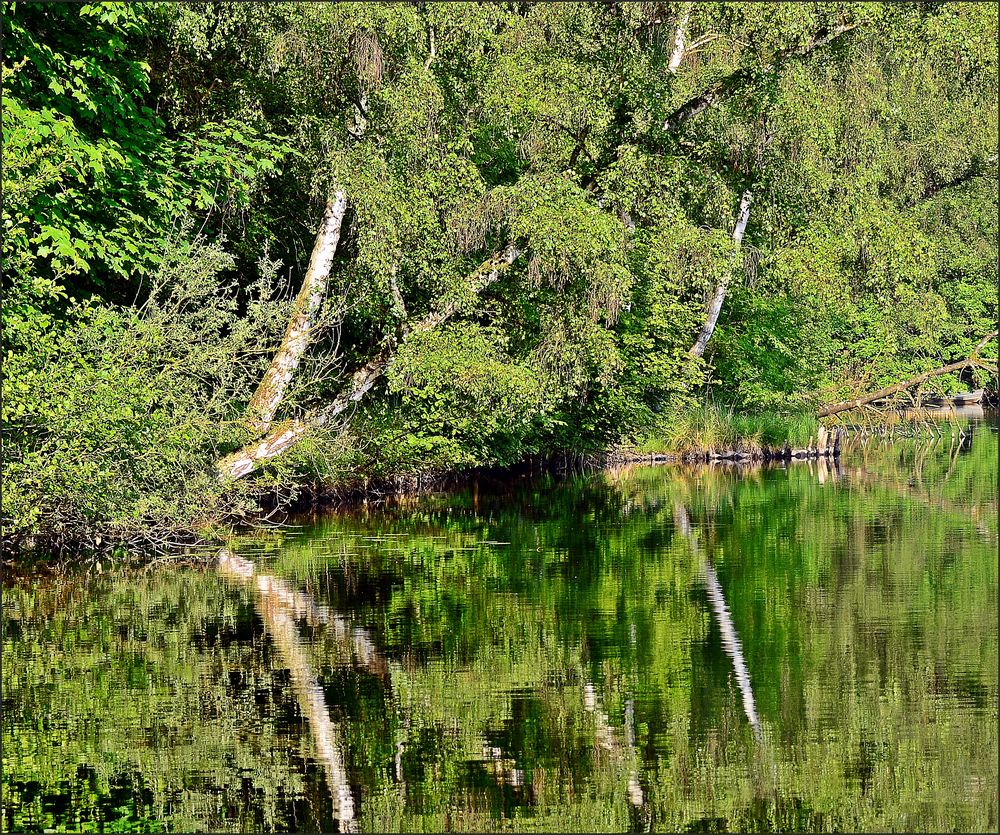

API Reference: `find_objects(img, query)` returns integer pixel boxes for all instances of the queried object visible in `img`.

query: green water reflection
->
[4,420,997,832]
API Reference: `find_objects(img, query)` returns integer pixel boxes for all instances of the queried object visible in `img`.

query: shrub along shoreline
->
[5,404,975,568]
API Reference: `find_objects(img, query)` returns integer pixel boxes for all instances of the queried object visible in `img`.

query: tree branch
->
[219,245,523,480]
[424,23,436,71]
[914,153,998,204]
[663,20,861,132]
[817,331,998,417]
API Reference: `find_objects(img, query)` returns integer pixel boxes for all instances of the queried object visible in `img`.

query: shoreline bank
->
[8,417,989,569]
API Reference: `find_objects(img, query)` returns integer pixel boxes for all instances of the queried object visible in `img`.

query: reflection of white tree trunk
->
[701,562,762,742]
[673,505,762,742]
[217,550,357,831]
[217,550,650,817]
[582,680,645,807]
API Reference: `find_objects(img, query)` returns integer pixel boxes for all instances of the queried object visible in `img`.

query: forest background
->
[2,1,997,555]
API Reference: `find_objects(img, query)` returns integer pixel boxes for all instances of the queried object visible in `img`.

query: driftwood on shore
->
[602,425,844,467]
[817,331,997,418]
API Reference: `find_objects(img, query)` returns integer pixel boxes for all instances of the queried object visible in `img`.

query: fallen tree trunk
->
[246,191,349,434]
[219,245,522,480]
[817,331,998,418]
[688,190,752,358]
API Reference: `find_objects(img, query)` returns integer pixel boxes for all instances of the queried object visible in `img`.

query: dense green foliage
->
[2,2,997,549]
[4,423,996,831]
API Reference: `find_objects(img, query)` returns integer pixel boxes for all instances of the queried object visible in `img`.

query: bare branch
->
[817,331,998,417]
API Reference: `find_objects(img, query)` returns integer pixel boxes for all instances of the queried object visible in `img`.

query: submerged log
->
[817,331,997,418]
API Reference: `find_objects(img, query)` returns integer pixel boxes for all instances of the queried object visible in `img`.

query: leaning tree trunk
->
[667,3,691,73]
[663,21,860,132]
[218,245,522,480]
[688,190,752,359]
[817,331,998,418]
[245,191,349,435]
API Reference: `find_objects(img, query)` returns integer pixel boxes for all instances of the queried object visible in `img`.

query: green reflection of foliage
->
[2,571,330,833]
[4,422,997,832]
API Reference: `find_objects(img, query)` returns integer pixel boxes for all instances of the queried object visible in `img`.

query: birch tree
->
[688,191,752,359]
[245,192,348,434]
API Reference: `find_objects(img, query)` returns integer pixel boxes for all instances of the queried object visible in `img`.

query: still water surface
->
[4,417,997,832]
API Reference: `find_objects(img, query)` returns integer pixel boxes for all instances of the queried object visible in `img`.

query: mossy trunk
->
[220,245,522,480]
[246,191,348,435]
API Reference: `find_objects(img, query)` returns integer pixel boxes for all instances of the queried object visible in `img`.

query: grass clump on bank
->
[634,405,821,455]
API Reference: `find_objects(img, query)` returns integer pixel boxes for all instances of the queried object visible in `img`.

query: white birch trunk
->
[219,245,521,480]
[688,190,752,359]
[246,191,349,434]
[667,4,691,73]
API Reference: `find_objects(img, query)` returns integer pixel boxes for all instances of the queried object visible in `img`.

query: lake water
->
[4,417,997,832]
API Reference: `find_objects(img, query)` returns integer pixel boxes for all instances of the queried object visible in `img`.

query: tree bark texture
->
[219,245,522,480]
[667,4,691,73]
[817,331,998,417]
[688,190,752,359]
[246,191,348,434]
